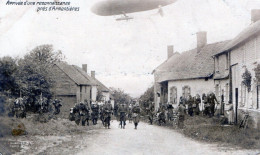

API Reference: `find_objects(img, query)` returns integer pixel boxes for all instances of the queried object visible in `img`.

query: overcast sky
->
[0,0,260,97]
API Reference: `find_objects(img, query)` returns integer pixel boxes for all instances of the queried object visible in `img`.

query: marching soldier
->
[79,102,90,126]
[128,104,133,123]
[53,98,62,115]
[91,101,99,125]
[132,103,141,129]
[103,100,113,129]
[99,104,105,125]
[118,103,128,129]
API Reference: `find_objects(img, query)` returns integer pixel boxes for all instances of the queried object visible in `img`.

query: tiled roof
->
[55,62,93,85]
[216,20,260,55]
[73,65,110,92]
[93,78,110,92]
[154,41,230,83]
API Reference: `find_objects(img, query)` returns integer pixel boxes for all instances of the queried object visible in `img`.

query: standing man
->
[208,92,219,117]
[178,101,186,129]
[147,102,155,125]
[132,103,141,129]
[193,94,201,115]
[103,100,113,129]
[79,102,90,126]
[118,103,128,129]
[187,95,193,116]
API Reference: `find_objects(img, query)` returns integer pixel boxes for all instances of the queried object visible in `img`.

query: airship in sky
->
[91,0,177,16]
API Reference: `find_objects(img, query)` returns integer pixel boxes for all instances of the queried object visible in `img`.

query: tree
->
[17,44,64,107]
[109,87,132,105]
[0,56,19,96]
[139,85,154,108]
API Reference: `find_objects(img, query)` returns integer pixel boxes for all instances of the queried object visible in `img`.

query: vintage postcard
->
[0,0,260,154]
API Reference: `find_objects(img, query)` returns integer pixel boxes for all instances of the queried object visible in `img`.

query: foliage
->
[17,44,64,107]
[109,87,132,105]
[254,64,260,84]
[139,85,154,108]
[0,56,19,96]
[242,68,252,92]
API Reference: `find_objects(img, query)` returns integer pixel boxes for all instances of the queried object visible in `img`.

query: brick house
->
[214,10,260,128]
[153,32,229,110]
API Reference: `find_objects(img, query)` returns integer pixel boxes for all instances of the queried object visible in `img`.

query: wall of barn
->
[230,33,260,128]
[52,65,78,118]
[168,78,215,108]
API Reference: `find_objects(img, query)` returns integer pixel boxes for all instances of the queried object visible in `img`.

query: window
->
[170,87,177,104]
[182,86,191,99]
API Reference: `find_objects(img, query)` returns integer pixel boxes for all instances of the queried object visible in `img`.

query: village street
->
[77,121,258,155]
[1,117,259,155]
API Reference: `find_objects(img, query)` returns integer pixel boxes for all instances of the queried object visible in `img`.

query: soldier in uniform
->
[91,101,99,125]
[79,102,90,126]
[202,93,210,116]
[74,103,82,125]
[193,94,201,115]
[99,104,105,126]
[118,103,128,129]
[113,102,119,120]
[208,92,219,117]
[53,99,62,115]
[103,100,113,129]
[132,103,141,129]
[157,103,166,126]
[187,95,193,116]
[13,97,26,118]
[167,102,174,121]
[178,101,186,129]
[128,104,133,123]
[147,102,155,125]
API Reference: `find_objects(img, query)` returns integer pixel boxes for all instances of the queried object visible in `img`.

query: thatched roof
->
[154,41,229,83]
[55,62,94,85]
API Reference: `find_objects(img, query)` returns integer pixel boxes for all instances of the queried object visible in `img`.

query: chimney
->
[91,71,95,79]
[197,31,207,53]
[251,9,260,23]
[167,45,174,59]
[82,64,87,73]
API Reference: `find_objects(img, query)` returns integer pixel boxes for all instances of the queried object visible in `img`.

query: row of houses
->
[52,62,112,117]
[153,10,260,128]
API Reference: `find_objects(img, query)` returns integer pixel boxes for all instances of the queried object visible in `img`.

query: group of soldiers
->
[10,96,63,118]
[142,92,219,129]
[69,100,142,130]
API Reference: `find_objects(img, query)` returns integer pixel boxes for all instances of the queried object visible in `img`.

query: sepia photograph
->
[0,0,260,154]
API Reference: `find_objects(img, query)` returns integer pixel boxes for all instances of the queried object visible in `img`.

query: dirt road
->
[77,121,259,155]
[11,120,259,155]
